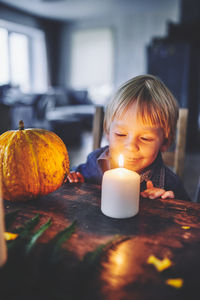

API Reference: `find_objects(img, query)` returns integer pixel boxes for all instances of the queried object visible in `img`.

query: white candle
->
[0,184,7,267]
[101,154,140,219]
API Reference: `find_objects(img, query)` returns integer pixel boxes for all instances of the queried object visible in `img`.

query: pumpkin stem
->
[19,120,24,130]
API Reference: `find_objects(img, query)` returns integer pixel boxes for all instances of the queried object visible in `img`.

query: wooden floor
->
[67,130,200,202]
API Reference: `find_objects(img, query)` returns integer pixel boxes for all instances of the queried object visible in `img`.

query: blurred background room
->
[0,0,199,201]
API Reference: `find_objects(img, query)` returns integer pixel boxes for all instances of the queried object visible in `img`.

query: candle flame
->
[118,154,124,168]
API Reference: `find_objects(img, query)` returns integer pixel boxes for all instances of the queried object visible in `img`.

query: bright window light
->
[33,32,48,93]
[70,28,114,104]
[10,32,30,92]
[0,19,48,95]
[0,28,9,85]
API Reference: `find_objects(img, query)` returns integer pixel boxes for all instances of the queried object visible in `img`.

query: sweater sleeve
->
[73,147,106,184]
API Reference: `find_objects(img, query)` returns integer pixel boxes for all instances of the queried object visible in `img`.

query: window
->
[70,28,114,105]
[0,28,9,85]
[10,32,30,91]
[0,20,48,93]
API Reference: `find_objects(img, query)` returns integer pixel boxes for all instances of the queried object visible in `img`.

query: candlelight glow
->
[101,242,131,288]
[118,154,124,168]
[100,239,146,289]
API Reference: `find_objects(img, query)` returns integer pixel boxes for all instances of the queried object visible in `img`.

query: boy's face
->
[107,103,168,173]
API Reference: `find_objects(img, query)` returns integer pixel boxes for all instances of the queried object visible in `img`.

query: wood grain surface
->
[4,182,200,300]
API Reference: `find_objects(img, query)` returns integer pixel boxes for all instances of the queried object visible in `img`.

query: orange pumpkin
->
[0,120,70,202]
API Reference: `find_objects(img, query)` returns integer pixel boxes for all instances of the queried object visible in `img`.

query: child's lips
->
[126,157,141,162]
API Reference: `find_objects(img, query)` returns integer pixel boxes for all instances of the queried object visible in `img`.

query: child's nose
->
[126,138,139,151]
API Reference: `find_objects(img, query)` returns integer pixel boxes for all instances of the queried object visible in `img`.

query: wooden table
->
[3,183,200,300]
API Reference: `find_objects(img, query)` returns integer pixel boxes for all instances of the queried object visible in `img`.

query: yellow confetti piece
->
[181,226,190,230]
[147,255,172,271]
[4,232,18,241]
[166,278,184,289]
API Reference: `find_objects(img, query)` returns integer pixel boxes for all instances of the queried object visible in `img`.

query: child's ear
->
[160,138,170,152]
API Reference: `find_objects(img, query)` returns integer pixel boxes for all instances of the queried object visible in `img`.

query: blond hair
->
[104,74,179,146]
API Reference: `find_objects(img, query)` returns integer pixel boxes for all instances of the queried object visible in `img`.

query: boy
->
[67,75,190,201]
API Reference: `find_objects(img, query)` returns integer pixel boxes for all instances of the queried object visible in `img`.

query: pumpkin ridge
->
[32,130,67,149]
[32,130,69,170]
[1,132,17,200]
[31,130,69,190]
[23,130,41,195]
[27,130,61,194]
[6,130,32,198]
[0,125,70,201]
[0,131,14,142]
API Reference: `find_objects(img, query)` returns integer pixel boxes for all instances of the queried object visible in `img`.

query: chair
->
[194,176,200,203]
[162,108,188,179]
[92,106,105,150]
[92,106,188,180]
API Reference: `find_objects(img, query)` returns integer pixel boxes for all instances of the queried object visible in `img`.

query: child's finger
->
[161,190,175,199]
[67,172,84,183]
[141,188,165,199]
[71,172,79,182]
[67,172,77,183]
[140,191,146,197]
[146,180,154,189]
[141,191,149,198]
[67,173,73,183]
[76,172,85,183]
[148,189,164,199]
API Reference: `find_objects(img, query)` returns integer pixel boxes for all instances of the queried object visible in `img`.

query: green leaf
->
[49,221,76,254]
[14,213,40,235]
[7,213,40,250]
[26,218,52,254]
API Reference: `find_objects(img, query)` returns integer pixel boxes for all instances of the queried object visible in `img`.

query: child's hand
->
[67,171,85,183]
[141,180,175,199]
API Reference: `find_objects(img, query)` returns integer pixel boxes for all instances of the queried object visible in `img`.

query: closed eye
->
[115,132,127,137]
[141,137,153,142]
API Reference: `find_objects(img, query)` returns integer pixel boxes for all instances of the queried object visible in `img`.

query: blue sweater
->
[74,146,190,201]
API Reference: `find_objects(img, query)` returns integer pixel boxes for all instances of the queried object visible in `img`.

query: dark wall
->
[39,19,63,86]
[181,0,200,24]
[0,3,40,29]
[147,0,200,151]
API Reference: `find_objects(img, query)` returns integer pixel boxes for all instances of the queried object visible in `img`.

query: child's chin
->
[124,164,141,173]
